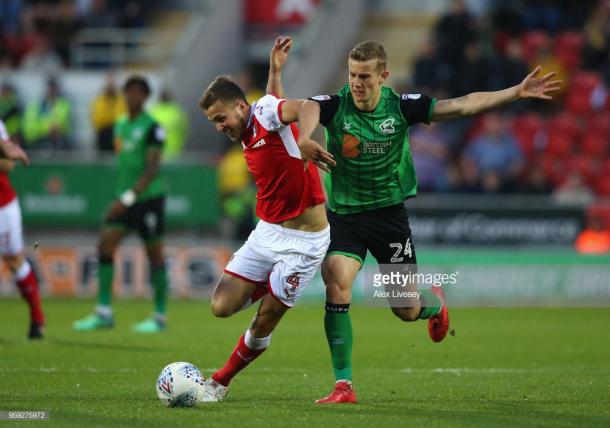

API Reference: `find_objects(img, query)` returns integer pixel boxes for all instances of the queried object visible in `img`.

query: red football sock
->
[212,333,268,387]
[16,262,45,324]
[238,286,268,312]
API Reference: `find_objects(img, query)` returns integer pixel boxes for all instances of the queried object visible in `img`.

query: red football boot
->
[428,286,449,342]
[315,381,357,404]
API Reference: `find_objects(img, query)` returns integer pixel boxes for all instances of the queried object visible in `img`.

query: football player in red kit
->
[0,119,45,339]
[195,40,335,402]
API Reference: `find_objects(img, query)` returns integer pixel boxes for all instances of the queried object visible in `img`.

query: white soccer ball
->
[156,362,206,407]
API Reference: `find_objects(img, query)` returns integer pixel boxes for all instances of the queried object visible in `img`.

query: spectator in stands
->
[582,0,610,70]
[490,38,529,90]
[0,0,23,37]
[410,122,456,192]
[19,23,64,73]
[520,163,554,194]
[451,40,492,97]
[461,113,524,193]
[90,74,125,153]
[81,0,118,28]
[150,88,188,162]
[553,172,595,206]
[0,83,22,142]
[522,0,562,34]
[434,0,476,66]
[411,39,451,97]
[575,213,610,254]
[23,77,72,151]
[51,0,82,64]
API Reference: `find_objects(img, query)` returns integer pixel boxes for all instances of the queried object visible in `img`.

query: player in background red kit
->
[194,37,336,402]
[0,119,45,339]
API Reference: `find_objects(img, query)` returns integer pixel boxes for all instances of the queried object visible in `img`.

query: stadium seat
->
[547,112,580,140]
[570,71,601,96]
[545,132,574,158]
[567,155,601,187]
[595,175,610,196]
[520,31,550,63]
[540,155,566,185]
[566,90,593,115]
[554,31,583,71]
[580,134,608,157]
[513,113,545,158]
[601,159,610,176]
[587,114,610,139]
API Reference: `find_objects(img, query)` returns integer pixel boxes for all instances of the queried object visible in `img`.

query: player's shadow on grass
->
[51,338,160,352]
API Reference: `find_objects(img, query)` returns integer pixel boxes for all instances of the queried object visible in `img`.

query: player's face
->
[348,58,388,105]
[124,86,148,111]
[206,99,248,142]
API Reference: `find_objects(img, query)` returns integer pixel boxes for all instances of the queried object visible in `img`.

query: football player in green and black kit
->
[268,38,561,403]
[74,76,170,334]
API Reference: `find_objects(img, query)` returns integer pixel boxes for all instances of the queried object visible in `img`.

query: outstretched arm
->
[431,66,562,121]
[267,36,292,98]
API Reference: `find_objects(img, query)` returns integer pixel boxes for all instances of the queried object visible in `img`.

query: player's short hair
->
[198,75,247,111]
[123,75,151,96]
[349,41,387,72]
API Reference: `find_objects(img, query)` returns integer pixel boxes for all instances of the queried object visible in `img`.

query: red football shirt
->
[242,94,325,223]
[0,120,16,208]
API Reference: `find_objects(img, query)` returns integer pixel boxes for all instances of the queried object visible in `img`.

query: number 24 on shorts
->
[389,238,412,263]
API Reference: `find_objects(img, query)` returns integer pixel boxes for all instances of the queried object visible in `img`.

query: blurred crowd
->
[0,0,156,72]
[0,76,188,161]
[407,0,610,200]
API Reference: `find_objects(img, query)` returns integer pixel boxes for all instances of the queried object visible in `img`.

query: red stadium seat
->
[566,91,593,115]
[567,155,601,187]
[570,71,601,96]
[595,175,610,196]
[513,113,545,158]
[581,134,608,157]
[587,114,610,139]
[547,112,580,139]
[545,132,574,158]
[601,159,610,176]
[540,155,567,185]
[554,31,583,71]
[520,31,550,63]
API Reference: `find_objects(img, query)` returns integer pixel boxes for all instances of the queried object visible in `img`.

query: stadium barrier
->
[1,242,608,306]
[10,161,219,227]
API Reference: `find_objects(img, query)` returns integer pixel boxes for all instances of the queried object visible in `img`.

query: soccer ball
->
[156,362,206,407]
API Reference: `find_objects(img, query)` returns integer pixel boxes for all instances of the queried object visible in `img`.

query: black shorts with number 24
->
[326,203,416,266]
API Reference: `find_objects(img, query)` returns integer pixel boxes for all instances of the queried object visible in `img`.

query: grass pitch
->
[1,298,609,427]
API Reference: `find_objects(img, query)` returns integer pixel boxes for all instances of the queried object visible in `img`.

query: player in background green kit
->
[268,38,561,403]
[74,76,170,333]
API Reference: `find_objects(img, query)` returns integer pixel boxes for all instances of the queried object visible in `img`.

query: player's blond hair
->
[198,75,247,111]
[349,41,387,72]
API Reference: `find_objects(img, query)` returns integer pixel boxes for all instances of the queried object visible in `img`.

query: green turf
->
[1,299,609,427]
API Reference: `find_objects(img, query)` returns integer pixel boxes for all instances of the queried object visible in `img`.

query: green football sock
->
[324,303,353,382]
[419,289,442,319]
[151,266,168,315]
[97,260,114,307]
